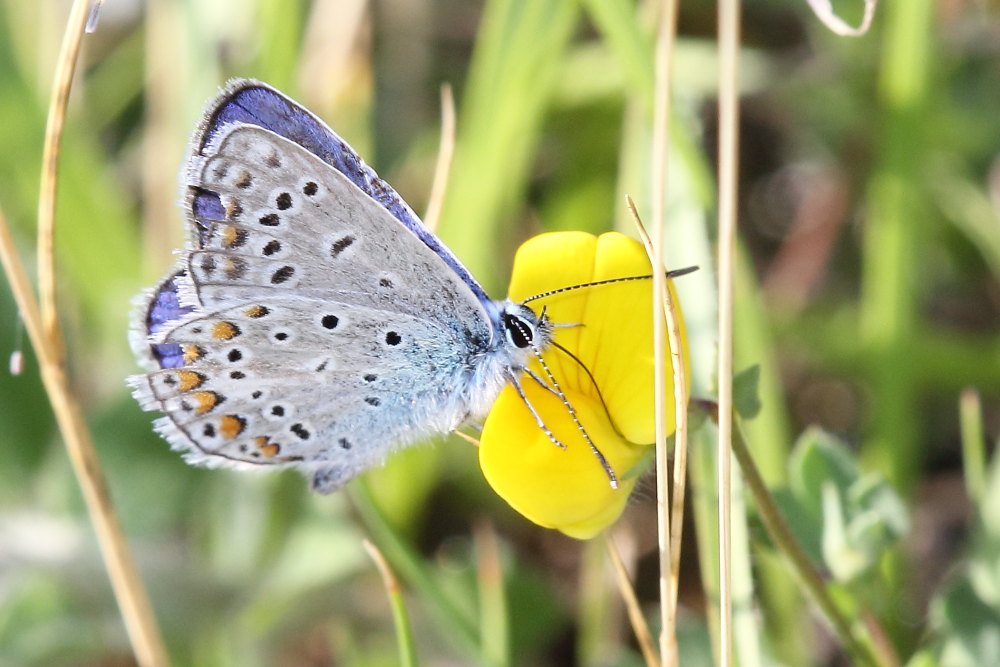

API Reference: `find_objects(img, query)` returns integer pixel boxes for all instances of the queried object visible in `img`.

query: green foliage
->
[1,0,999,664]
[779,428,908,584]
[927,439,1000,666]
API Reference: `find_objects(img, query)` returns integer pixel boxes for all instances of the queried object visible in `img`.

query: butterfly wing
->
[131,89,501,492]
[136,79,492,370]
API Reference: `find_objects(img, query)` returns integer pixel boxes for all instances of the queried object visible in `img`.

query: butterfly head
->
[500,301,552,355]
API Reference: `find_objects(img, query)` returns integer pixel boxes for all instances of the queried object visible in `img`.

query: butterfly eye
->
[503,313,534,349]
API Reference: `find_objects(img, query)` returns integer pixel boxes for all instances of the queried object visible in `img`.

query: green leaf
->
[782,428,909,583]
[733,364,762,420]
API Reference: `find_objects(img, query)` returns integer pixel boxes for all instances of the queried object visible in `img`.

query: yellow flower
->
[479,231,689,539]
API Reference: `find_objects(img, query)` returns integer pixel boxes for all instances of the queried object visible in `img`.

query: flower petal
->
[480,381,646,540]
[507,231,689,443]
[480,231,690,538]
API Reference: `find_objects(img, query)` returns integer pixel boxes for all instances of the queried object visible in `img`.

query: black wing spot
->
[203,424,215,437]
[338,437,352,450]
[385,331,401,346]
[259,213,280,226]
[321,315,339,330]
[274,331,289,341]
[227,349,243,363]
[379,277,394,288]
[290,423,310,440]
[265,152,281,168]
[229,371,245,379]
[303,181,318,196]
[262,240,282,256]
[271,405,285,417]
[275,192,292,210]
[271,266,295,284]
[330,235,355,258]
[364,397,380,407]
[363,374,377,383]
[251,390,262,399]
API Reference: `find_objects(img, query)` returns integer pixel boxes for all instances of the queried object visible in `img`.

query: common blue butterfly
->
[129,79,614,493]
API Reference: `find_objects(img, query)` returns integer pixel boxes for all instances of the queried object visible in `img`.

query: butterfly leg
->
[507,373,568,450]
[528,349,619,490]
[523,368,562,398]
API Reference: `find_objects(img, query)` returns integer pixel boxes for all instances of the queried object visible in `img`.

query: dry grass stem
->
[626,197,690,626]
[805,0,877,37]
[716,0,742,663]
[37,0,92,356]
[606,536,660,667]
[423,83,456,233]
[363,538,401,593]
[650,0,680,663]
[0,206,168,666]
[451,429,482,448]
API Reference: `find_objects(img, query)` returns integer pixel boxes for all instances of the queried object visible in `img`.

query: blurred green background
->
[1,0,999,665]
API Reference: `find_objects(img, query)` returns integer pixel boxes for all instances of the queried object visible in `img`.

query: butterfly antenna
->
[531,347,619,490]
[521,266,698,304]
[549,340,626,439]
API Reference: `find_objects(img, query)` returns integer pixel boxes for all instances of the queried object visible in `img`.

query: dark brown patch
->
[199,254,217,275]
[259,213,280,226]
[224,257,248,280]
[303,181,318,196]
[275,192,292,210]
[330,235,355,258]
[271,265,295,284]
[235,171,253,189]
[262,240,281,256]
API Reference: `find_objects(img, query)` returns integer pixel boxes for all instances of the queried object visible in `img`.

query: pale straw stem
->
[606,535,659,667]
[651,0,680,663]
[627,199,690,628]
[423,83,457,233]
[37,0,92,356]
[0,206,168,666]
[717,0,742,664]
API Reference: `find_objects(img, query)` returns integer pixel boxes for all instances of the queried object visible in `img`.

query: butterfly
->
[129,79,626,493]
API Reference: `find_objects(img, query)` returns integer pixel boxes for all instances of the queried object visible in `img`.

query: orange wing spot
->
[219,414,246,439]
[191,391,222,414]
[183,345,205,364]
[212,321,241,340]
[176,370,205,392]
[221,226,238,247]
[244,304,268,318]
[257,438,281,458]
